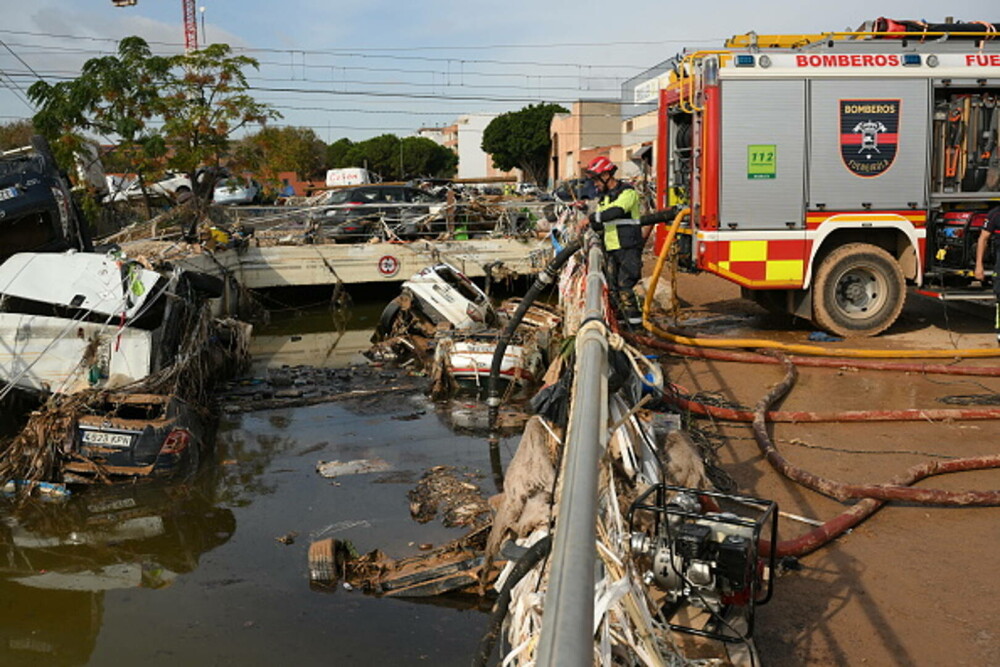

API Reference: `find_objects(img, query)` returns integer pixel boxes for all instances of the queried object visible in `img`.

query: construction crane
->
[112,0,199,52]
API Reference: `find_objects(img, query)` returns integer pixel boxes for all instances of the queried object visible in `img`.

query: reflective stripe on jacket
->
[597,184,641,250]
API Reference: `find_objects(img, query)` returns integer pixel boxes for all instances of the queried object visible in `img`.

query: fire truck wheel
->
[812,243,904,337]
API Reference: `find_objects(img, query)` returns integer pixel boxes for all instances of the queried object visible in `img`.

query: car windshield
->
[0,155,45,179]
[324,189,355,204]
[410,190,440,203]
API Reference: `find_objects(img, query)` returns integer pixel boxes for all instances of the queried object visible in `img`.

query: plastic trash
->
[807,331,844,342]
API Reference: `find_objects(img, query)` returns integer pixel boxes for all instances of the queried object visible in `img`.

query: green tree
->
[401,136,457,178]
[234,126,326,187]
[344,134,399,179]
[28,37,169,207]
[481,103,567,184]
[159,43,281,199]
[334,134,456,181]
[29,37,279,208]
[29,36,170,215]
[0,119,35,151]
[326,138,354,168]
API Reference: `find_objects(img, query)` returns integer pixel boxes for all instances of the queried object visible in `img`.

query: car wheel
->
[375,297,405,340]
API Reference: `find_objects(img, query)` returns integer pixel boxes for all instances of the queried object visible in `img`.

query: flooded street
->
[1,296,503,666]
[4,271,1000,666]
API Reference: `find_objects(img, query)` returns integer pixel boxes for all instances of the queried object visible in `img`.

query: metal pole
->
[536,244,608,666]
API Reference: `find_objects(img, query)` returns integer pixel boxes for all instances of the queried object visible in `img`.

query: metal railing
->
[536,243,609,666]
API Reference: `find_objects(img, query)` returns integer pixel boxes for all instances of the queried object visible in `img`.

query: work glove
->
[571,200,588,211]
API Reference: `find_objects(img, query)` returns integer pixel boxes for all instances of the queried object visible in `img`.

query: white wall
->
[454,114,495,180]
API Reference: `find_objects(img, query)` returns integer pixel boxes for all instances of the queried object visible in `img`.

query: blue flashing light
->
[902,54,922,67]
[735,54,755,67]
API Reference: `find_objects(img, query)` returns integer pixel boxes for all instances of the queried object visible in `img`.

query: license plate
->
[0,186,19,201]
[81,431,134,448]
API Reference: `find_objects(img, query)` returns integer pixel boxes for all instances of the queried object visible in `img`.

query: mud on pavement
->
[660,271,1000,665]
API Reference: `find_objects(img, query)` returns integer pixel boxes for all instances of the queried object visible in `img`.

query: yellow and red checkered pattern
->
[702,238,807,287]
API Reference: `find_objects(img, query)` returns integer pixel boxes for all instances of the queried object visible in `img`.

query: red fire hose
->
[750,355,1000,556]
[664,387,1000,423]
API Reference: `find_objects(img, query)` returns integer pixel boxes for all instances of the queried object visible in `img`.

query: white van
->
[325,167,372,188]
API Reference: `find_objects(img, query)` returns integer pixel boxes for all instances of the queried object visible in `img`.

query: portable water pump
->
[627,484,778,642]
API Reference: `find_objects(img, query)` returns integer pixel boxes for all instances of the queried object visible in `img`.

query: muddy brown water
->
[0,301,502,666]
[3,276,1000,666]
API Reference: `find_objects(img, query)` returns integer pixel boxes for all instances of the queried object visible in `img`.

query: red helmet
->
[584,156,617,177]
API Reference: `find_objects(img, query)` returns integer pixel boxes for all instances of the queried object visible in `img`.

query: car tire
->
[375,297,405,340]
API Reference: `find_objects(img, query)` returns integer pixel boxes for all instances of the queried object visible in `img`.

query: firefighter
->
[973,205,1000,345]
[582,156,645,324]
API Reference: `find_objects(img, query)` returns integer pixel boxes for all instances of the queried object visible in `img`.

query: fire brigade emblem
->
[840,99,900,177]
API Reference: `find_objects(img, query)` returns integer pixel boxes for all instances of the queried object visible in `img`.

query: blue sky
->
[1,1,996,143]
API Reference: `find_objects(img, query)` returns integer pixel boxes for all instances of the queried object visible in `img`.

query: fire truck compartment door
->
[720,79,806,230]
[808,79,929,210]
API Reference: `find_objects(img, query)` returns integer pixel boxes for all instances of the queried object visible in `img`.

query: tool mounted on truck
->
[654,18,1000,336]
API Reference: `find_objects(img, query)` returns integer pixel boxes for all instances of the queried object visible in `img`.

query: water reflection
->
[249,301,385,371]
[0,298,498,666]
[0,469,235,665]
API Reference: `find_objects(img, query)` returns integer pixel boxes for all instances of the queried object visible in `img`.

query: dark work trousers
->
[607,245,643,319]
[607,246,642,291]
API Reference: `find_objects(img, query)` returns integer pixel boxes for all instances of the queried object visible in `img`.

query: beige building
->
[549,100,622,185]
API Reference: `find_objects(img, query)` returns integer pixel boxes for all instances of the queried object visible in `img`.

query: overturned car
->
[369,263,560,398]
[0,251,225,396]
[0,136,92,264]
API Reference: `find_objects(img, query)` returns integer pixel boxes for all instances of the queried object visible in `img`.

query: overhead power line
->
[0,28,667,71]
[0,26,713,60]
[0,73,33,111]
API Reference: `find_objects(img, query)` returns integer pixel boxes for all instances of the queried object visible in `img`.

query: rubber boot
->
[618,290,642,326]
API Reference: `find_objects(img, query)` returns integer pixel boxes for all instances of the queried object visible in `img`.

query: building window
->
[626,120,634,133]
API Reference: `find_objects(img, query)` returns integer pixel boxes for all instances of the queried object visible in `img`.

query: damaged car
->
[0,136,92,264]
[369,263,560,397]
[62,393,210,484]
[0,250,249,488]
[315,185,446,242]
[374,263,498,338]
[0,251,226,397]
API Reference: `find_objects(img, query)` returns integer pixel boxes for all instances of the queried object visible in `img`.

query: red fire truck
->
[654,18,1000,336]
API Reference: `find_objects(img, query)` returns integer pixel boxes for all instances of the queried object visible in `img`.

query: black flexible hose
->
[471,535,553,667]
[636,208,676,227]
[485,209,673,441]
[486,238,583,438]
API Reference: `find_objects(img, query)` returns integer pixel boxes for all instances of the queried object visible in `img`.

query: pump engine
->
[628,484,777,643]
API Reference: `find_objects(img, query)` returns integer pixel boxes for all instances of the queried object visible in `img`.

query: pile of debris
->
[0,249,251,490]
[366,263,562,401]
